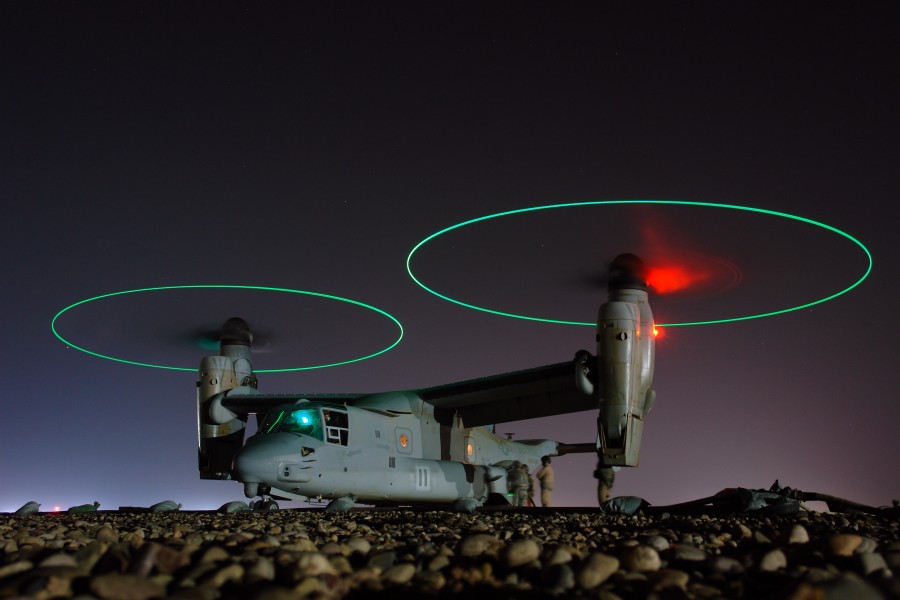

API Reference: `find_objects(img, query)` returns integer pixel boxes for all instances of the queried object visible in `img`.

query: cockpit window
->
[260,408,324,440]
[323,409,349,446]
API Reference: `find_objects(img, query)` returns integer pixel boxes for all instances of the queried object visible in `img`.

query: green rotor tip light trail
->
[51,285,404,372]
[406,200,872,327]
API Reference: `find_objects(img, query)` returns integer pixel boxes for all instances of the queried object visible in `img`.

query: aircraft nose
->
[234,434,296,483]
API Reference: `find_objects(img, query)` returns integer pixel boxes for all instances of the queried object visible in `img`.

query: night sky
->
[2,3,898,511]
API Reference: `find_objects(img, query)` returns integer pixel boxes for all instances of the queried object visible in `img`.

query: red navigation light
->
[646,264,710,294]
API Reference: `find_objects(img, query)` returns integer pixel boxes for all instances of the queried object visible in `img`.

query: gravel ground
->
[2,506,899,599]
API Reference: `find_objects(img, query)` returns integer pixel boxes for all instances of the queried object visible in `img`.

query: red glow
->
[653,326,660,337]
[646,264,710,294]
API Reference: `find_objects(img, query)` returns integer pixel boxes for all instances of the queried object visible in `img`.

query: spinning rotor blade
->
[181,317,276,352]
[571,249,721,297]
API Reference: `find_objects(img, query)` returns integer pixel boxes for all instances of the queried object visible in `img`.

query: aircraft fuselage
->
[234,393,555,505]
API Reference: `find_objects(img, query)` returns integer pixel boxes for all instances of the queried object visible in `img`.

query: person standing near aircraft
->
[536,455,554,507]
[521,463,536,507]
[507,461,529,506]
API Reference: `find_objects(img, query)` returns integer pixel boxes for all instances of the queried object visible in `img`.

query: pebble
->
[672,543,707,562]
[620,544,661,572]
[576,553,619,589]
[458,533,503,557]
[759,548,787,572]
[652,568,690,591]
[502,538,540,568]
[787,524,809,544]
[829,533,863,556]
[645,534,669,552]
[0,506,897,598]
[89,573,165,599]
[382,562,416,584]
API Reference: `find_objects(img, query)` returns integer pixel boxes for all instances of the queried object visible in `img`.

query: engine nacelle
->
[197,318,256,480]
[595,255,656,467]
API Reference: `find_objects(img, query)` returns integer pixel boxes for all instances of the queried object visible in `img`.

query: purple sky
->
[2,3,898,511]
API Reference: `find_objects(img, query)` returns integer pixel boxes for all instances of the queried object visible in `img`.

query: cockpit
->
[259,403,349,446]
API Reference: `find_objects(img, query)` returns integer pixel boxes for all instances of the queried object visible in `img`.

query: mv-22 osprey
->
[197,254,657,509]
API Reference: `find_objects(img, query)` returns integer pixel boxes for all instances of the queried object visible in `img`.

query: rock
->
[787,524,809,544]
[828,534,863,557]
[295,552,337,576]
[858,552,889,576]
[89,573,165,600]
[759,549,787,572]
[198,545,230,563]
[796,573,886,600]
[0,560,33,579]
[503,538,540,568]
[736,523,753,539]
[458,533,504,558]
[367,550,397,572]
[543,545,573,566]
[620,544,661,572]
[428,554,451,571]
[127,543,157,576]
[206,563,245,587]
[645,535,670,552]
[246,556,276,582]
[576,553,619,589]
[652,568,690,591]
[542,563,575,591]
[346,536,372,555]
[95,525,119,543]
[382,562,416,584]
[416,569,447,592]
[672,544,706,562]
[153,544,190,574]
[38,552,78,568]
[710,555,744,574]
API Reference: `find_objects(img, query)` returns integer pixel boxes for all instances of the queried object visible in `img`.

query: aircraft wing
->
[418,358,595,427]
[220,392,366,416]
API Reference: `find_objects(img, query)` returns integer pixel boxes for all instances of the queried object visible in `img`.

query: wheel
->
[253,498,279,511]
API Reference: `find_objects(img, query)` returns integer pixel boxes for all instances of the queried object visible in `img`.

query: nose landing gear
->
[251,497,280,510]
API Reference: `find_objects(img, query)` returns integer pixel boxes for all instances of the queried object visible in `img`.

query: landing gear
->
[594,463,615,505]
[252,497,280,511]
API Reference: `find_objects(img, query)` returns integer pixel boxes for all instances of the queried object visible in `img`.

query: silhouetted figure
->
[536,455,555,507]
[521,463,536,507]
[507,461,529,506]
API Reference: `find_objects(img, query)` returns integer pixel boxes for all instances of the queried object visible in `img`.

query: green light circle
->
[51,285,404,372]
[406,200,872,327]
